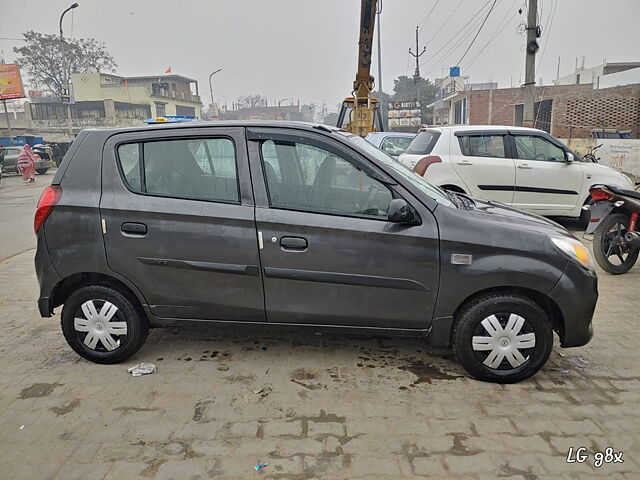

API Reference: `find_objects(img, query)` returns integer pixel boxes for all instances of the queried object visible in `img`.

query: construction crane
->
[336,0,384,137]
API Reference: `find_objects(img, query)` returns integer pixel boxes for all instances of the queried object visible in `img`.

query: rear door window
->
[458,135,506,158]
[116,137,239,203]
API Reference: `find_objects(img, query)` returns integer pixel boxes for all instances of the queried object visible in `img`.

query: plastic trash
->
[252,384,273,397]
[254,463,268,471]
[127,363,157,377]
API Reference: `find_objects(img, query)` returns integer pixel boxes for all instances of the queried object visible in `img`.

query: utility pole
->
[59,3,78,139]
[376,0,383,93]
[2,100,13,146]
[523,0,539,127]
[409,26,426,124]
[409,26,426,81]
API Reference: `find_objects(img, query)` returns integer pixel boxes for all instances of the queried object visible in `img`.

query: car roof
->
[367,131,415,138]
[80,120,343,136]
[419,124,545,134]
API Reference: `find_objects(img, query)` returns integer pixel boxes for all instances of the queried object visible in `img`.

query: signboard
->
[60,83,75,104]
[388,101,422,130]
[450,66,461,77]
[0,63,25,100]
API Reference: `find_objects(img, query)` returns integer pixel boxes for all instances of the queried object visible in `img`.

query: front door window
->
[260,140,393,219]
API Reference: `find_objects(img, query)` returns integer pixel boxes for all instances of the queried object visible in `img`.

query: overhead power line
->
[462,0,523,70]
[536,0,557,72]
[418,0,495,77]
[455,0,499,67]
[426,0,466,45]
[419,0,494,69]
[417,0,442,34]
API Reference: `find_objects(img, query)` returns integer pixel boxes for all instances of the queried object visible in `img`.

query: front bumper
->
[548,261,598,347]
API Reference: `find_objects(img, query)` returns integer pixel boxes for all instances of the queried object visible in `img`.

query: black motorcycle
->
[582,144,602,163]
[586,184,640,274]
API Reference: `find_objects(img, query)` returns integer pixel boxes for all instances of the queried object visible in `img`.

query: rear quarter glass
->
[406,131,441,155]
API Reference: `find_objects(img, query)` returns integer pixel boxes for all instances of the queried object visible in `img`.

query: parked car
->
[365,132,415,158]
[398,125,635,228]
[35,121,597,383]
[1,144,55,175]
[32,144,55,174]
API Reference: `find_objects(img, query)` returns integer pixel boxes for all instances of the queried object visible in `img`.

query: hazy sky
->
[1,0,639,112]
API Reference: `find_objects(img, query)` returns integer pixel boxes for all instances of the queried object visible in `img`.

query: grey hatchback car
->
[35,121,597,383]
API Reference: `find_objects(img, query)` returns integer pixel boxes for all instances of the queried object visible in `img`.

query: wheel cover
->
[73,300,127,352]
[472,313,536,370]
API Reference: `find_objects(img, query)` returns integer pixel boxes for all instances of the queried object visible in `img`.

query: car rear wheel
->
[453,293,553,383]
[61,285,148,364]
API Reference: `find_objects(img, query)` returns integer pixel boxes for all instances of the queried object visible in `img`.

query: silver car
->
[1,144,55,175]
[365,132,415,158]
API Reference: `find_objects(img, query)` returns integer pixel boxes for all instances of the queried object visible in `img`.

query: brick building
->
[434,83,640,139]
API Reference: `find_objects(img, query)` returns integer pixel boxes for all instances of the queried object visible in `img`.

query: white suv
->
[398,125,634,224]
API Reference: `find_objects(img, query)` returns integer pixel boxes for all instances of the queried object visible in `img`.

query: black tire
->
[593,213,639,274]
[578,197,594,230]
[61,285,148,364]
[36,168,48,175]
[453,293,553,383]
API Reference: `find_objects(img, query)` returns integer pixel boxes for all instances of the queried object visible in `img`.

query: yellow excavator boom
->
[336,0,383,137]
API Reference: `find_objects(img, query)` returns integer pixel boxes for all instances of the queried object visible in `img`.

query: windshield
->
[343,133,455,208]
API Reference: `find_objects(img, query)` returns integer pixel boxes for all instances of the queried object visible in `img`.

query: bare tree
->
[237,94,267,109]
[13,31,117,98]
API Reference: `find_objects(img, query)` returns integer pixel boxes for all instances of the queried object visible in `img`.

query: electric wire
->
[419,0,495,69]
[426,0,466,45]
[455,0,499,67]
[462,0,524,70]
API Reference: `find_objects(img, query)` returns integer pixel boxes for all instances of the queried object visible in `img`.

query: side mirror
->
[388,198,419,225]
[566,152,575,163]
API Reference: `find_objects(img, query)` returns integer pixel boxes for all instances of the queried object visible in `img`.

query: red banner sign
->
[0,63,25,100]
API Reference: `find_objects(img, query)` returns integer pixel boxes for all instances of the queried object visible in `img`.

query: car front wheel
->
[61,285,148,364]
[453,293,553,383]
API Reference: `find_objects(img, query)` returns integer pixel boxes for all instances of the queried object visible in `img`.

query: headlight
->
[551,236,595,271]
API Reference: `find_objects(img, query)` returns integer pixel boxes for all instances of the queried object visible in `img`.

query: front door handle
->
[121,222,147,236]
[518,163,533,169]
[280,236,308,251]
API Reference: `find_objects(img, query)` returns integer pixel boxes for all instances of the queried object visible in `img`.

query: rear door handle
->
[121,222,147,236]
[457,160,473,166]
[280,236,308,251]
[518,163,533,169]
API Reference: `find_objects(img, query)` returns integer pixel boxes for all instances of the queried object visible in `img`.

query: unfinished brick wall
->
[462,84,640,138]
[466,85,593,127]
[552,85,640,138]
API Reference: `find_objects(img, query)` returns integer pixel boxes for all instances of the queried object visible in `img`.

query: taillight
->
[413,156,442,176]
[34,185,62,233]
[590,188,610,201]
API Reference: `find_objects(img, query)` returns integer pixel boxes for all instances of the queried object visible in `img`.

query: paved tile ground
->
[0,181,638,479]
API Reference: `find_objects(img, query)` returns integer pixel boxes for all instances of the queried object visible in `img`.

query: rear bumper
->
[548,261,598,347]
[35,230,60,318]
[38,297,51,317]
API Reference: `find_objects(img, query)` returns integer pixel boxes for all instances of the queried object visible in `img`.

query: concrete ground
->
[0,176,638,480]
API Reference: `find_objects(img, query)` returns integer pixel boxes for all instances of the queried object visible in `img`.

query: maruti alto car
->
[35,121,597,383]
